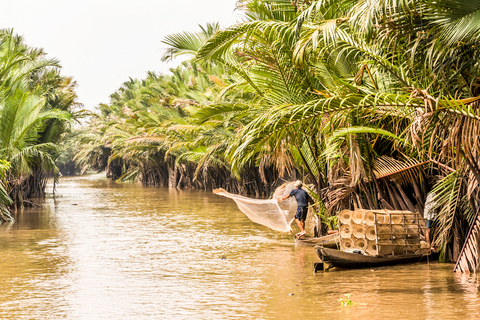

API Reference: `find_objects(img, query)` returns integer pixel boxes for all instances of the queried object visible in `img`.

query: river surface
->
[0,174,479,319]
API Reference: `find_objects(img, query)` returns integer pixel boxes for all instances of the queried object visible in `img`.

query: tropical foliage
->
[76,0,480,271]
[0,29,80,222]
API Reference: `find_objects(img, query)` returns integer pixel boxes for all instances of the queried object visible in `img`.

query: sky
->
[0,0,241,109]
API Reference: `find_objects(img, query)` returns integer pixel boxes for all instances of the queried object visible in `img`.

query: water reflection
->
[0,174,479,319]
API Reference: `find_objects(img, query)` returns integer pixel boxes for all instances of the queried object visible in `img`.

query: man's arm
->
[277,194,290,202]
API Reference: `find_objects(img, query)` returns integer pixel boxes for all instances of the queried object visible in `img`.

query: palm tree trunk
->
[360,180,375,209]
[394,182,417,212]
[386,183,404,210]
[453,219,462,262]
[168,161,177,188]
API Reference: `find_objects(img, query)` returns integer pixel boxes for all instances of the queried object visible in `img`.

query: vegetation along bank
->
[5,1,480,273]
[0,29,82,222]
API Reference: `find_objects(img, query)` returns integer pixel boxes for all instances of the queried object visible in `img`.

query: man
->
[423,191,438,249]
[278,180,312,237]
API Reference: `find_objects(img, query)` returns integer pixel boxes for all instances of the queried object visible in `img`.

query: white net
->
[213,182,299,232]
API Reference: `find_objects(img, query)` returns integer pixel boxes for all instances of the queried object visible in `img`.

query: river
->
[0,174,479,319]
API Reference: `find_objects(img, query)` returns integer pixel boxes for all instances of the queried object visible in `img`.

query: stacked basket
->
[339,209,369,254]
[338,209,427,256]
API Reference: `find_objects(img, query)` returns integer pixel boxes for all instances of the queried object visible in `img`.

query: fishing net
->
[213,182,299,232]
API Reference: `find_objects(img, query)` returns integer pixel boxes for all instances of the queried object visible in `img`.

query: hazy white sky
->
[0,0,240,109]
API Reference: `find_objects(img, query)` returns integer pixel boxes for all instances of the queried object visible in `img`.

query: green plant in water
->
[323,215,338,231]
[339,294,355,307]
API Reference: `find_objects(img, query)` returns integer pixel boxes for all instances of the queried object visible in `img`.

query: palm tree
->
[0,29,77,215]
[0,89,70,205]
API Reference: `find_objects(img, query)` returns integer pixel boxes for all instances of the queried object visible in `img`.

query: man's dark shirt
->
[289,188,309,207]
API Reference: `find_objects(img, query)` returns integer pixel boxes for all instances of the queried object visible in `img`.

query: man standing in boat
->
[423,191,438,250]
[277,180,312,238]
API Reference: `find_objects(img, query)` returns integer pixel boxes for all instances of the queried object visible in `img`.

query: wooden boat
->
[295,233,340,248]
[315,246,429,269]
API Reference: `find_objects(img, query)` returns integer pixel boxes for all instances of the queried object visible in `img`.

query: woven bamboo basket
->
[377,226,391,240]
[338,210,353,224]
[354,238,368,251]
[393,238,406,254]
[378,240,393,255]
[406,225,420,237]
[377,213,389,224]
[340,223,353,238]
[366,241,378,256]
[364,211,376,226]
[365,226,377,241]
[352,209,367,224]
[404,213,416,224]
[389,213,404,224]
[340,238,354,251]
[352,224,366,238]
[392,225,405,237]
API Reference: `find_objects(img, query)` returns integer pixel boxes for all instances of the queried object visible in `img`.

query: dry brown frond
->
[374,156,427,185]
[327,186,354,212]
[348,139,366,187]
[455,214,480,273]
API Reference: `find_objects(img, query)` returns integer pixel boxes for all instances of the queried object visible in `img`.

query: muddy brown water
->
[0,174,479,319]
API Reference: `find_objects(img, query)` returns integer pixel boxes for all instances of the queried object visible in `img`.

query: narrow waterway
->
[0,174,479,319]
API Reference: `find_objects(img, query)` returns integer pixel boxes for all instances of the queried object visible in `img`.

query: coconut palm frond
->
[432,171,465,262]
[327,185,354,212]
[125,135,168,145]
[10,143,57,176]
[373,156,428,185]
[161,22,221,62]
[329,126,405,146]
[196,21,264,61]
[425,0,480,47]
[0,181,12,207]
[116,167,141,183]
[298,139,320,178]
[454,209,480,273]
[440,97,480,121]
[192,103,251,124]
[177,145,227,181]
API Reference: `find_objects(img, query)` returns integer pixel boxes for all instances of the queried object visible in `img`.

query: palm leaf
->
[373,156,427,181]
[454,209,480,273]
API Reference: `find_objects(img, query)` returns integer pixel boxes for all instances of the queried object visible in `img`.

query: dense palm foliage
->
[76,0,480,271]
[0,29,80,221]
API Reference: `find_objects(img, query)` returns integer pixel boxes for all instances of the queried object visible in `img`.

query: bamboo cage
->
[337,209,430,256]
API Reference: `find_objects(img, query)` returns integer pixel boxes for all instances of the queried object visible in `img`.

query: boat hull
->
[295,234,339,248]
[315,246,428,269]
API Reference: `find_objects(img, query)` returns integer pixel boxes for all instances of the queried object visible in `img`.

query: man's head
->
[294,180,303,188]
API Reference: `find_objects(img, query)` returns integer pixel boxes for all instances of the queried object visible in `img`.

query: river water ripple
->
[0,174,479,319]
